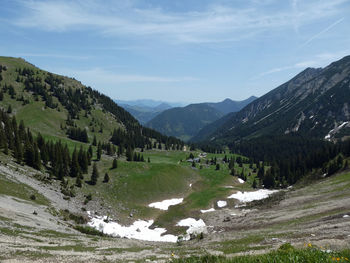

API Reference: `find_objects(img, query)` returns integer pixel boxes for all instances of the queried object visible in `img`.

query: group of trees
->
[229,134,350,188]
[0,108,96,188]
[67,127,89,143]
[8,66,185,157]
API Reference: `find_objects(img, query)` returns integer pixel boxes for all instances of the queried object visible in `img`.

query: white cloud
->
[12,0,348,43]
[16,53,90,59]
[299,17,345,48]
[55,67,198,84]
[257,50,350,78]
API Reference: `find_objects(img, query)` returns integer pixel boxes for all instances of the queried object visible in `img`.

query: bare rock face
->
[203,55,350,143]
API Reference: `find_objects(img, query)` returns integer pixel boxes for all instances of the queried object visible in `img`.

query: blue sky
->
[1,0,350,103]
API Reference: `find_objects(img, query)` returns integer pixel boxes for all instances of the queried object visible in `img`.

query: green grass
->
[215,235,268,254]
[170,247,350,263]
[0,173,50,206]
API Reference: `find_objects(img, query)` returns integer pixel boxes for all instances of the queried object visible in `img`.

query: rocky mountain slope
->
[199,55,350,144]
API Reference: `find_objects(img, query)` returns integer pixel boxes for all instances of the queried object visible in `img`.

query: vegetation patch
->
[170,247,350,263]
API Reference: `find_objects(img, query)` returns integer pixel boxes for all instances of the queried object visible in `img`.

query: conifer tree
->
[92,135,97,146]
[33,142,41,169]
[90,162,99,185]
[78,146,88,173]
[97,142,102,160]
[7,105,12,114]
[70,148,80,177]
[112,158,117,169]
[103,172,109,183]
[75,174,82,187]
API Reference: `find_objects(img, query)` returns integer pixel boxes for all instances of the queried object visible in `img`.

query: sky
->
[1,0,350,103]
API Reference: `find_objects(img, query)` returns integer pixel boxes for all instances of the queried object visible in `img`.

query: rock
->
[223,217,231,222]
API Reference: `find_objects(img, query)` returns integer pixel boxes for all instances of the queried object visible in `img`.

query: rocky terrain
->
[1,154,349,262]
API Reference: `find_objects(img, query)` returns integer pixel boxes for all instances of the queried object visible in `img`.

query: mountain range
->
[195,55,350,145]
[145,96,257,141]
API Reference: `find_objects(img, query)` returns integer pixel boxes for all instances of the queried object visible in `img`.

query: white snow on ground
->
[200,208,215,213]
[189,183,192,187]
[87,212,177,243]
[228,189,278,203]
[176,218,207,239]
[344,215,349,218]
[217,200,227,208]
[148,198,183,210]
[238,178,245,184]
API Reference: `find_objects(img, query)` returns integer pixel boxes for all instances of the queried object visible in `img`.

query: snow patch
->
[228,189,278,203]
[87,212,177,243]
[343,215,349,218]
[148,198,183,210]
[325,121,349,140]
[238,178,245,184]
[176,218,207,238]
[217,200,227,208]
[200,208,215,213]
[189,183,192,187]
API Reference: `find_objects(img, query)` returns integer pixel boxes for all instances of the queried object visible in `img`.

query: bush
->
[74,225,106,237]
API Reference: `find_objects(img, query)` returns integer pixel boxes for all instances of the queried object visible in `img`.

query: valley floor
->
[1,155,350,262]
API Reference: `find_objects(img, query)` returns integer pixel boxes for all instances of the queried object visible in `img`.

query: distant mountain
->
[145,97,256,141]
[115,99,186,108]
[198,55,350,144]
[146,104,224,141]
[206,96,257,114]
[118,103,171,124]
[114,99,187,124]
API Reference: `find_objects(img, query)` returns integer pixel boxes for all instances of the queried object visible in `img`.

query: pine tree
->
[97,142,102,160]
[78,146,88,173]
[33,142,41,169]
[75,174,82,187]
[103,172,109,183]
[126,146,133,161]
[112,158,118,169]
[92,135,97,146]
[216,163,220,170]
[7,105,12,114]
[70,148,80,178]
[148,157,150,163]
[90,162,99,185]
[252,178,257,188]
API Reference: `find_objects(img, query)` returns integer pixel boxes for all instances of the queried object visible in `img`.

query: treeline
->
[13,66,184,149]
[230,135,350,188]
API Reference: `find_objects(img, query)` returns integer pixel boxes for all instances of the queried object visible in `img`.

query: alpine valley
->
[1,55,350,263]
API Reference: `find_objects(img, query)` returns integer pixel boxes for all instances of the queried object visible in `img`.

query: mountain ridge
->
[198,55,350,144]
[145,96,257,141]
